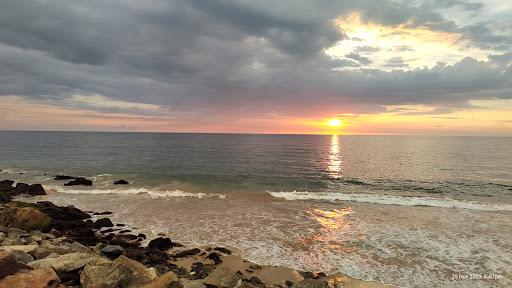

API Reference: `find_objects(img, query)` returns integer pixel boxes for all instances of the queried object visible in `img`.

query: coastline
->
[0,179,390,288]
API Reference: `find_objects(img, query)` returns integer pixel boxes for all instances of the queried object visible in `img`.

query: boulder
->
[0,180,14,191]
[64,177,92,186]
[0,206,51,231]
[0,251,20,279]
[11,250,35,264]
[93,218,114,229]
[206,252,222,265]
[14,183,31,195]
[148,237,178,250]
[180,278,206,288]
[28,252,106,273]
[100,245,125,259]
[114,180,129,185]
[142,271,179,288]
[172,248,201,259]
[0,267,60,288]
[27,184,46,196]
[80,255,157,288]
[0,245,39,254]
[202,267,241,288]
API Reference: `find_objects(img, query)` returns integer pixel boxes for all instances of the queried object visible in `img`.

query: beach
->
[0,179,388,288]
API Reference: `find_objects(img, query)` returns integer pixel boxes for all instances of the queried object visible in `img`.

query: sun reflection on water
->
[327,134,343,179]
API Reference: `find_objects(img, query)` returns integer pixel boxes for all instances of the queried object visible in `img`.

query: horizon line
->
[0,129,510,138]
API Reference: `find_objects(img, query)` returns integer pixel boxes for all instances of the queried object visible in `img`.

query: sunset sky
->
[0,0,511,135]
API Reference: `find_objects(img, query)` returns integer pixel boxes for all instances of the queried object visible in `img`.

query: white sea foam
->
[268,191,512,212]
[50,186,225,199]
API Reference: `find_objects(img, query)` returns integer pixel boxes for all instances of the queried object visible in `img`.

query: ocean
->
[1,131,511,287]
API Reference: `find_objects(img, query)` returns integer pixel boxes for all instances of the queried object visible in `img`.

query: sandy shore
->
[0,178,390,287]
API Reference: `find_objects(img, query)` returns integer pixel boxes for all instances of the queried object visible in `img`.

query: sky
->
[0,0,511,136]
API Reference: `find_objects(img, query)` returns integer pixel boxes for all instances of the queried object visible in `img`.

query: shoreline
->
[0,179,390,288]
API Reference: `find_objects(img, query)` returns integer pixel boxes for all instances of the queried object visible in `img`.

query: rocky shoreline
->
[0,179,388,288]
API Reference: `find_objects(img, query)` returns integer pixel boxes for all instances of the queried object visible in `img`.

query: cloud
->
[0,0,510,132]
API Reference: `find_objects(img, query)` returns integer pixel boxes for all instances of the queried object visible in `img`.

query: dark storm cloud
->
[0,0,511,118]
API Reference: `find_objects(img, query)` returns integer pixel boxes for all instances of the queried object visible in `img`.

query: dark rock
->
[299,271,315,279]
[314,272,327,279]
[27,184,46,196]
[137,233,147,239]
[101,245,125,259]
[206,252,222,265]
[14,183,30,194]
[248,264,261,270]
[148,237,178,250]
[247,276,264,287]
[64,177,92,186]
[188,262,214,280]
[0,180,14,191]
[172,248,201,259]
[111,234,141,248]
[285,280,294,286]
[93,218,114,229]
[54,175,75,180]
[113,180,129,185]
[116,223,125,227]
[0,251,22,279]
[213,247,232,255]
[119,229,131,233]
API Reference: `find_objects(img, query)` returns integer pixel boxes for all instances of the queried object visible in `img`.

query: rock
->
[142,271,179,288]
[0,245,39,254]
[181,278,207,288]
[298,271,315,279]
[100,245,125,259]
[213,247,232,255]
[189,262,214,280]
[138,233,147,239]
[247,276,264,287]
[114,180,129,185]
[111,234,141,248]
[148,237,177,250]
[64,177,92,186]
[28,253,107,273]
[0,267,60,288]
[294,279,329,288]
[80,255,157,288]
[203,267,241,288]
[0,206,51,231]
[0,180,14,191]
[14,183,31,195]
[0,251,20,279]
[172,248,201,259]
[27,184,46,196]
[285,280,293,286]
[11,250,35,264]
[12,183,45,196]
[53,175,75,180]
[206,252,222,265]
[93,217,114,228]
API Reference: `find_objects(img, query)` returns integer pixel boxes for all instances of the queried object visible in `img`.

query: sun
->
[328,118,342,127]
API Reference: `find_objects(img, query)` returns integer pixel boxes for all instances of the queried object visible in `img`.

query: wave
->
[268,191,512,212]
[49,186,225,199]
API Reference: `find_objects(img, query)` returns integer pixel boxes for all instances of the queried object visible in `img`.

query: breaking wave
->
[268,191,512,212]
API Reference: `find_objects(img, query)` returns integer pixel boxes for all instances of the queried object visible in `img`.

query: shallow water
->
[1,131,512,287]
